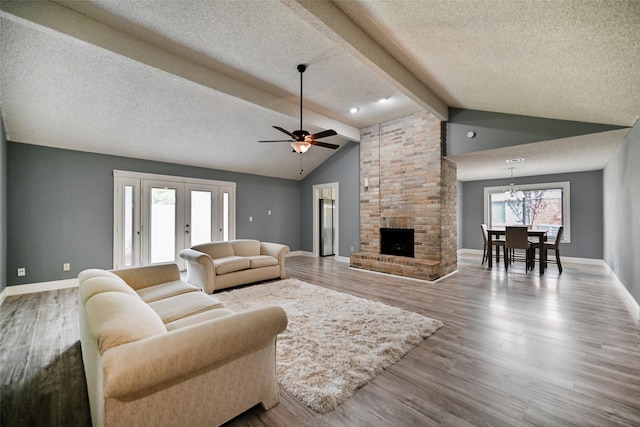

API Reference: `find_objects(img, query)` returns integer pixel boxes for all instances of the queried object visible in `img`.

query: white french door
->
[114,171,236,269]
[141,180,184,266]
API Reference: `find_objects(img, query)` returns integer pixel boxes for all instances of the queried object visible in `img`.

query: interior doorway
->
[312,183,339,258]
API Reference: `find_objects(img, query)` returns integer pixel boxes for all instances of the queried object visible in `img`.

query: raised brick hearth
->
[350,110,457,281]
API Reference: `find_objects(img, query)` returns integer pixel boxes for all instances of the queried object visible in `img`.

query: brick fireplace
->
[350,110,457,281]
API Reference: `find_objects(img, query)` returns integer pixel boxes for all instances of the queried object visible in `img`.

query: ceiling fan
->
[259,64,339,154]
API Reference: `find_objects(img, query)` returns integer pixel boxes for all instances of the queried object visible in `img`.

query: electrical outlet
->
[17,267,26,277]
[350,246,354,252]
[63,263,71,271]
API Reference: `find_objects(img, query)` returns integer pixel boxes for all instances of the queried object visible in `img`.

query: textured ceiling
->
[1,0,639,180]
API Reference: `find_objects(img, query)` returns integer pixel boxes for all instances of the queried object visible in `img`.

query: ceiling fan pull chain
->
[299,153,304,175]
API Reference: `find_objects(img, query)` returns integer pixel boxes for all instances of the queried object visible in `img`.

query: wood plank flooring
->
[1,254,639,426]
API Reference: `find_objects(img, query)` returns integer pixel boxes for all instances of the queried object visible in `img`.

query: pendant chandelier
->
[504,167,522,199]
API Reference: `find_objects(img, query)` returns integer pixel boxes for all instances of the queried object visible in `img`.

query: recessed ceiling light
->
[505,158,525,163]
[377,97,389,103]
[350,107,359,114]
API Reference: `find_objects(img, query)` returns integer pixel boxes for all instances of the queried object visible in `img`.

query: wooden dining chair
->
[543,226,564,273]
[504,226,534,271]
[481,224,505,264]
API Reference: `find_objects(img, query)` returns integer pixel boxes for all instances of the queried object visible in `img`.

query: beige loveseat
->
[179,239,289,294]
[78,263,287,427]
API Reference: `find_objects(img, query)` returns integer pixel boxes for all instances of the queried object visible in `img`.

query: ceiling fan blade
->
[273,126,297,139]
[310,129,337,140]
[259,139,293,143]
[311,141,340,149]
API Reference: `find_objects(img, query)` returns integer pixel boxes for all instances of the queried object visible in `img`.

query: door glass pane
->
[223,192,229,241]
[150,187,176,263]
[124,185,134,267]
[191,190,212,246]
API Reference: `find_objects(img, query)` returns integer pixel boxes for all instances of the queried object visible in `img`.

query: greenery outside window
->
[483,181,570,242]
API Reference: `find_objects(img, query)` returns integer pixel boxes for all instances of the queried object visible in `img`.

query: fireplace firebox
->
[380,228,414,258]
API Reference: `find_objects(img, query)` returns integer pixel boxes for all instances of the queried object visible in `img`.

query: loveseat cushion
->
[136,280,201,303]
[247,255,278,269]
[85,291,166,354]
[148,292,225,324]
[214,256,250,275]
[79,276,140,305]
[231,239,261,257]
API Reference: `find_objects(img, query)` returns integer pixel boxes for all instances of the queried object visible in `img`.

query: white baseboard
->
[2,278,79,299]
[603,263,640,319]
[287,250,312,257]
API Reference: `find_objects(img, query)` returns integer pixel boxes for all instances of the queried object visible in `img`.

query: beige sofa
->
[179,239,289,294]
[78,263,287,427]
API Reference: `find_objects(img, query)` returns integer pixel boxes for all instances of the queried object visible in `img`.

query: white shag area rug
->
[215,278,443,414]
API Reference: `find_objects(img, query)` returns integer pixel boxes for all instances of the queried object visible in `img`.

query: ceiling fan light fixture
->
[291,140,311,153]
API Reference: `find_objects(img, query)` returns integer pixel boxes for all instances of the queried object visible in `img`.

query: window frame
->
[113,170,236,269]
[483,181,571,243]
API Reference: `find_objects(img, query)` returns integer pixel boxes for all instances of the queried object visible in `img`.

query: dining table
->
[487,228,548,274]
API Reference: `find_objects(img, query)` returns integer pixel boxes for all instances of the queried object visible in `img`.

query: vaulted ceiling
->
[1,1,639,180]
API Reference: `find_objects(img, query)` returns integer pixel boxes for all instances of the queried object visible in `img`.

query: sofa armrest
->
[260,242,290,279]
[112,263,181,291]
[179,248,216,294]
[102,305,288,399]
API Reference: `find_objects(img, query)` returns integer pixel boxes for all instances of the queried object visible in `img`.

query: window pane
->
[526,188,563,237]
[490,188,563,230]
[150,187,176,263]
[124,185,134,267]
[190,190,212,246]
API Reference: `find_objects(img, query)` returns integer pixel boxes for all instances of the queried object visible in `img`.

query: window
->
[484,181,570,242]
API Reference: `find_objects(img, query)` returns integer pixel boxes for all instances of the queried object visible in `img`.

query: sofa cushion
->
[78,268,121,282]
[136,280,201,303]
[79,276,140,305]
[85,292,166,354]
[164,308,235,331]
[111,263,181,291]
[148,292,225,324]
[247,255,278,269]
[193,241,234,259]
[214,256,250,275]
[231,239,261,257]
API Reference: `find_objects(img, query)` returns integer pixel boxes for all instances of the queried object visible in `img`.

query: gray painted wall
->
[1,120,6,293]
[603,119,640,305]
[300,141,360,257]
[447,108,626,156]
[461,170,604,259]
[7,142,301,286]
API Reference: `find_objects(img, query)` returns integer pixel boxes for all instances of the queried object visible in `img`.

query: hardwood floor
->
[1,254,639,426]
